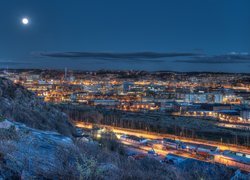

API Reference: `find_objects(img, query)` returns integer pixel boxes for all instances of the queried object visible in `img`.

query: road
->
[74,121,250,154]
[75,121,250,172]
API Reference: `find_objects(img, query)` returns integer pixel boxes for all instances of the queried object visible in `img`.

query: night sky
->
[0,0,250,72]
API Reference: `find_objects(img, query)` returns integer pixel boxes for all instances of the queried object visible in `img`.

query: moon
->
[22,18,29,25]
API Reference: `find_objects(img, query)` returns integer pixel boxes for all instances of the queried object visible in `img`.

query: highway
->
[74,121,250,154]
[75,121,250,172]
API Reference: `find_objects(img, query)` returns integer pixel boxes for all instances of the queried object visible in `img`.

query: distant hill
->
[0,77,76,137]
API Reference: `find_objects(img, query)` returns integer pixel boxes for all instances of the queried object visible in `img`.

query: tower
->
[64,67,67,80]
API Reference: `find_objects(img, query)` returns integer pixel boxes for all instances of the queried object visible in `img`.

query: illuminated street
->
[75,121,250,172]
[75,121,250,153]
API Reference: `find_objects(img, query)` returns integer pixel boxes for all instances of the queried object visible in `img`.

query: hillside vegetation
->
[0,78,76,137]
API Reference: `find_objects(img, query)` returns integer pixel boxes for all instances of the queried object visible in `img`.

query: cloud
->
[176,53,250,64]
[34,51,250,65]
[35,51,200,60]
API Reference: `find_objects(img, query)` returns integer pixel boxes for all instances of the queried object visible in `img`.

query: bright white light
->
[22,18,29,25]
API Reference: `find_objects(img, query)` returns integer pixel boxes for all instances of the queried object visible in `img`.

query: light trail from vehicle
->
[75,121,250,154]
[75,121,250,172]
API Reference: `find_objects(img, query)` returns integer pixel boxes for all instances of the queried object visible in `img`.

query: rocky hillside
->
[0,77,76,137]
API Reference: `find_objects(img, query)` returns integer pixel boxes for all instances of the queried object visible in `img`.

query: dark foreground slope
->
[0,119,241,179]
[0,77,76,136]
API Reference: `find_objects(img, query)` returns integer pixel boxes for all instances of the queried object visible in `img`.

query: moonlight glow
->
[22,18,29,25]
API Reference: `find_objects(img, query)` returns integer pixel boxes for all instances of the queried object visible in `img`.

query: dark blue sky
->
[0,0,250,72]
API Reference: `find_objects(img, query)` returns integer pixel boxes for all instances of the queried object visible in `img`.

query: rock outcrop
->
[0,77,76,137]
[0,120,78,179]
